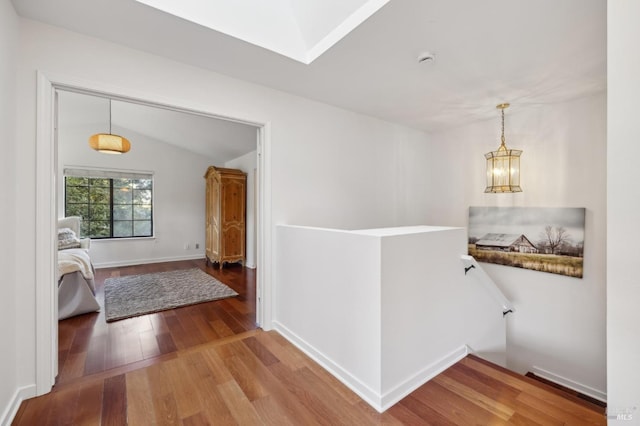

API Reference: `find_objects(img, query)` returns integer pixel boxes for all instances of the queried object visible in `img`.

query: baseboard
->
[273,321,470,413]
[531,365,607,403]
[379,345,471,411]
[273,321,383,410]
[1,384,36,426]
[93,254,206,269]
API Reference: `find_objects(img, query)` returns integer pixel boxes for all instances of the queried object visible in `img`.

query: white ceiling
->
[134,0,390,64]
[13,0,606,133]
[57,90,258,162]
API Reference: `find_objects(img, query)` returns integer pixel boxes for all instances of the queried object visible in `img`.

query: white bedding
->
[58,248,94,281]
[57,248,99,319]
[58,271,100,320]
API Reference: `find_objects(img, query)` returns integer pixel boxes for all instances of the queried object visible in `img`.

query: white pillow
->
[58,227,81,250]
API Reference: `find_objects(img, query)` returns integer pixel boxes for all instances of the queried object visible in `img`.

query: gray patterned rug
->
[104,268,238,322]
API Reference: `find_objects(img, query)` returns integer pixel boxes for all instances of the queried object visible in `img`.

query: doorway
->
[34,72,271,395]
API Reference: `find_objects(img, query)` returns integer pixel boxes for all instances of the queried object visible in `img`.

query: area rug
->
[104,268,238,322]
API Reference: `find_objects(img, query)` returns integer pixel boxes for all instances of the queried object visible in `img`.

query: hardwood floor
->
[57,259,256,385]
[13,260,606,425]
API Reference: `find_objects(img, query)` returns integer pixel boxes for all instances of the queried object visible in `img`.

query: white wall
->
[14,18,430,399]
[225,150,258,268]
[608,1,640,423]
[424,93,607,400]
[378,227,506,408]
[275,225,506,412]
[275,225,383,406]
[57,116,214,267]
[0,1,19,423]
[0,0,21,424]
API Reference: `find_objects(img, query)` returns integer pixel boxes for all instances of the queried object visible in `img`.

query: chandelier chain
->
[501,107,505,144]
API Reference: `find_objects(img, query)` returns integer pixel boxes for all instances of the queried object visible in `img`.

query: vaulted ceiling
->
[57,91,258,162]
[14,0,606,133]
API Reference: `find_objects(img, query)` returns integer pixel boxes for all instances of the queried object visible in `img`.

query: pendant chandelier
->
[88,99,131,154]
[484,103,522,193]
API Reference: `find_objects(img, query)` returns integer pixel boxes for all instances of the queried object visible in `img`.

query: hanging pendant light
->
[88,99,131,154]
[484,103,522,193]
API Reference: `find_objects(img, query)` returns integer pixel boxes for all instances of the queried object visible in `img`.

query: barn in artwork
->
[475,233,539,254]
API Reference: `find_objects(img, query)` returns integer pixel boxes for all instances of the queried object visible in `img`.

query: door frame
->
[35,71,273,394]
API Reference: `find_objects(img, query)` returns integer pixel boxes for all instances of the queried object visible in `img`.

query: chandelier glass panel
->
[484,103,522,193]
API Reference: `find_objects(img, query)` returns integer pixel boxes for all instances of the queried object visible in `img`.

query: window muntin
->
[65,173,153,239]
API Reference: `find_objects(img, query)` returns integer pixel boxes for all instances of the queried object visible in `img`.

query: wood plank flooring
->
[56,260,256,385]
[13,260,606,425]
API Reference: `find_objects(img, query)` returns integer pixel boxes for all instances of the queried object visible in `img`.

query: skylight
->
[134,0,390,64]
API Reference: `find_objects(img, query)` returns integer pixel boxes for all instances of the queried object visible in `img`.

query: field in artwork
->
[468,244,583,278]
[468,206,586,278]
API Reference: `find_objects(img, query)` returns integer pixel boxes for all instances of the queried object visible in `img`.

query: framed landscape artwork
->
[468,206,586,278]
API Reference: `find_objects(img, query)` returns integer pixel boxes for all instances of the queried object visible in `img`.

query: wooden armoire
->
[204,166,247,268]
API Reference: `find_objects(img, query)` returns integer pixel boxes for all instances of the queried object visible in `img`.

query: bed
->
[57,216,100,320]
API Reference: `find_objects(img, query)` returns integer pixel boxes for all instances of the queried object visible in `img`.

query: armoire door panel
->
[222,180,245,223]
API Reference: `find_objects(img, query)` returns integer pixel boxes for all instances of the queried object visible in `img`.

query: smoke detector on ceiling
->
[417,52,435,63]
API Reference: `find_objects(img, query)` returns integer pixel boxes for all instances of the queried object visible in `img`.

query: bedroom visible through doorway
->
[34,73,270,396]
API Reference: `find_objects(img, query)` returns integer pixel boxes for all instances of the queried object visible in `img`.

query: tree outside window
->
[65,175,153,239]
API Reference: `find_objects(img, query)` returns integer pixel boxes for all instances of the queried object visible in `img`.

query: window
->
[64,168,153,239]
